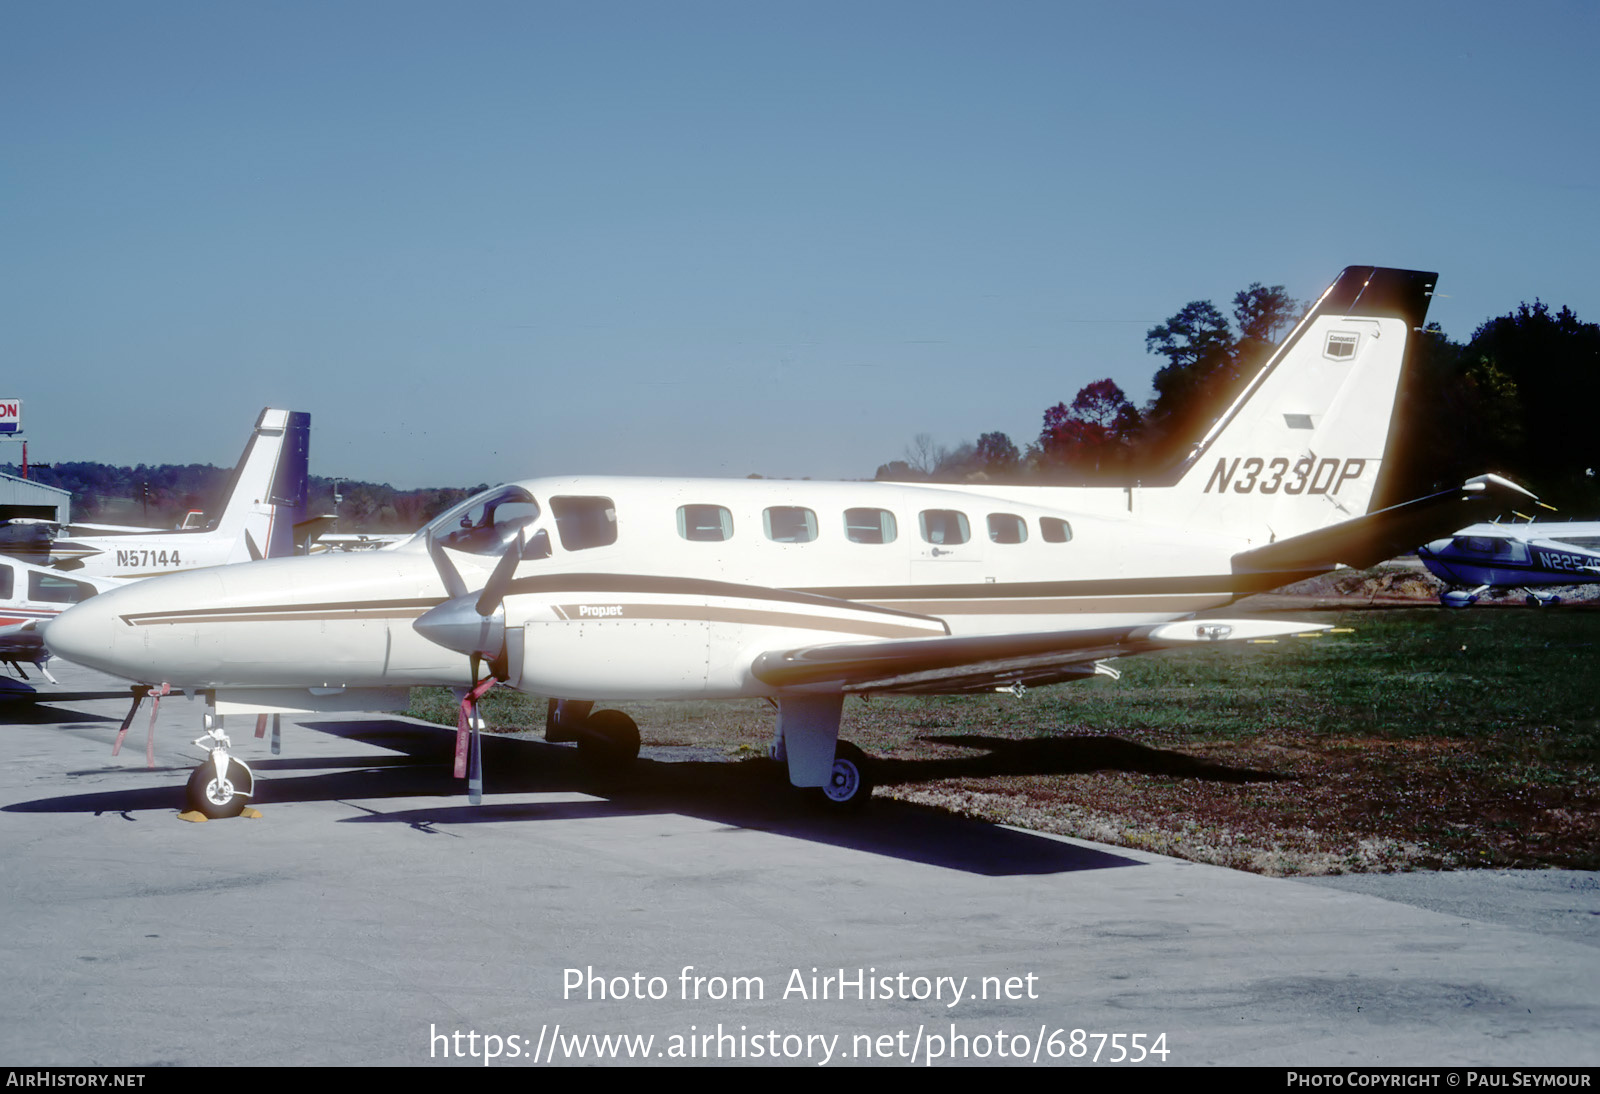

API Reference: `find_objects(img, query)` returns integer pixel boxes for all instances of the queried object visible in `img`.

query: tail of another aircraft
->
[212,409,311,561]
[1141,266,1437,543]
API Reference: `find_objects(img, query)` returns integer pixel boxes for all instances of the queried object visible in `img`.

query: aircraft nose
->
[41,592,127,675]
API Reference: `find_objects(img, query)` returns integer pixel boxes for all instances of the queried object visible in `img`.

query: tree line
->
[877,284,1600,512]
[0,460,485,534]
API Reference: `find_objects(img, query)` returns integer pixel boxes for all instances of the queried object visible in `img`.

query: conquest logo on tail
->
[1204,456,1368,496]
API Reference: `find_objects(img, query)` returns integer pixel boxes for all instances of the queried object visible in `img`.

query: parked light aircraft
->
[1418,521,1600,606]
[21,409,311,580]
[0,409,309,684]
[45,267,1533,818]
[0,557,123,681]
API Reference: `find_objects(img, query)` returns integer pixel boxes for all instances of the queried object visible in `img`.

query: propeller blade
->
[475,531,524,617]
[468,720,483,805]
[427,532,468,599]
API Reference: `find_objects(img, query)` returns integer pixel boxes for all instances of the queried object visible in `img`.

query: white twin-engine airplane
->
[45,267,1530,818]
[33,408,312,580]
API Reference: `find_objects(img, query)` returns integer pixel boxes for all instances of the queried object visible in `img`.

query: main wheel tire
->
[576,709,641,767]
[818,741,873,809]
[185,759,252,819]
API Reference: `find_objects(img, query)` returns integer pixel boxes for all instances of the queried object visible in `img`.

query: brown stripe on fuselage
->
[556,603,947,638]
[122,604,437,626]
[863,594,1231,615]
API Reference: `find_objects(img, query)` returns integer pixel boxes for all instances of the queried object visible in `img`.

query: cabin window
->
[551,495,618,551]
[988,513,1027,544]
[1040,517,1073,543]
[919,509,969,545]
[0,565,10,600]
[844,508,897,545]
[677,505,733,542]
[763,506,817,543]
[29,571,95,605]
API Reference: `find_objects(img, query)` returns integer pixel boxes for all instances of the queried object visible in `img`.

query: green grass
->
[407,608,1600,873]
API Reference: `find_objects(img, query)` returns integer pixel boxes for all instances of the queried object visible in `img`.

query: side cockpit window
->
[551,496,618,550]
[425,485,541,556]
[30,571,96,605]
[1457,536,1526,562]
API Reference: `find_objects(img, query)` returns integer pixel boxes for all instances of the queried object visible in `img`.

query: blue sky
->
[6,1,1596,487]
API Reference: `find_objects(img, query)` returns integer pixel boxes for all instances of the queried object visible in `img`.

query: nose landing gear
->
[184,725,255,819]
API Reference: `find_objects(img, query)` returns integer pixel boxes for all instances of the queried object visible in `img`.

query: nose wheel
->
[185,755,254,819]
[184,725,254,819]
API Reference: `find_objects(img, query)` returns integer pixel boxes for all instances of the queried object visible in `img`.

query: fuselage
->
[46,475,1285,700]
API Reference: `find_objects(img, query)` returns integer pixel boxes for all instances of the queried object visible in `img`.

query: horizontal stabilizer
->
[293,515,339,553]
[1232,474,1536,575]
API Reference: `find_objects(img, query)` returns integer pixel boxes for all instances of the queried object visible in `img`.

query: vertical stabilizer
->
[1150,266,1436,542]
[212,409,312,561]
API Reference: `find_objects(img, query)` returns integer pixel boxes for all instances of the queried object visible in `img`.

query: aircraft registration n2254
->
[44,267,1531,817]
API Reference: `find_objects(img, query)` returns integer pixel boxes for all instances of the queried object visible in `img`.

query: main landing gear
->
[770,694,875,810]
[819,740,874,810]
[1440,585,1564,608]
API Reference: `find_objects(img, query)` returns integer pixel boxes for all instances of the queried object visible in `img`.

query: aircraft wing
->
[1231,473,1536,576]
[750,617,1329,695]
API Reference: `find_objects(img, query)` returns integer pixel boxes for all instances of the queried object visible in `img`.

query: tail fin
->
[212,409,311,561]
[1149,266,1436,541]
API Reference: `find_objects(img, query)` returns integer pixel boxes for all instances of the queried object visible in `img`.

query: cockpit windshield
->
[418,485,541,556]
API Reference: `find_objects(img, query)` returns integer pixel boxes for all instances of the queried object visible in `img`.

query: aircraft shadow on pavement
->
[0,705,120,726]
[882,733,1290,784]
[5,716,1142,877]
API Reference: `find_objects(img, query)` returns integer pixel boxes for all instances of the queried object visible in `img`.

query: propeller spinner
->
[413,530,525,665]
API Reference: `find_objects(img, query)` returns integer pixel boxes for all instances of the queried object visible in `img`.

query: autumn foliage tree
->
[1035,379,1143,480]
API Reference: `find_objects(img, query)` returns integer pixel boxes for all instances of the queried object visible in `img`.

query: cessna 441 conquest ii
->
[44,267,1529,817]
